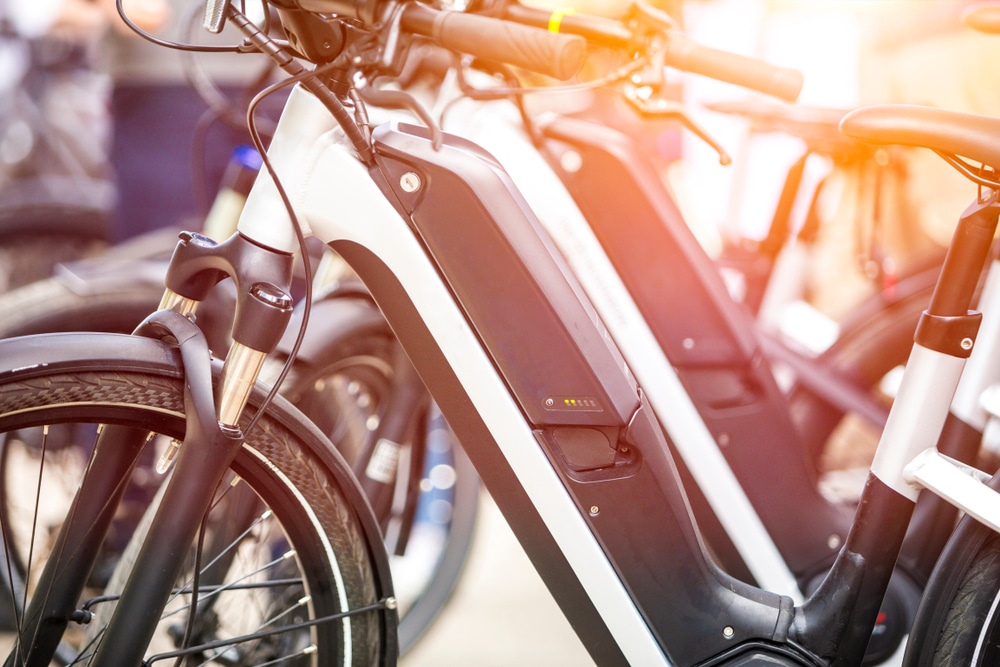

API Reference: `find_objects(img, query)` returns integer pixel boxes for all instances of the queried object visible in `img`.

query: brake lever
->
[621,15,728,165]
[204,0,228,33]
[623,83,731,165]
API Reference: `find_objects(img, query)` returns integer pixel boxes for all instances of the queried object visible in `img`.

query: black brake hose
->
[227,6,375,166]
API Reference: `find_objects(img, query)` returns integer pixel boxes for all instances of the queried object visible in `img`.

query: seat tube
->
[873,193,1000,499]
[794,194,1000,663]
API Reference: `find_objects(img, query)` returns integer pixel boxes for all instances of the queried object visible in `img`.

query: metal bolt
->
[400,172,422,193]
[717,433,730,447]
[723,626,735,639]
[589,506,600,516]
[385,597,398,610]
[962,337,975,351]
[560,150,583,173]
[828,534,842,550]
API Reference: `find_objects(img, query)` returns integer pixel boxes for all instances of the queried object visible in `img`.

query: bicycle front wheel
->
[0,332,394,666]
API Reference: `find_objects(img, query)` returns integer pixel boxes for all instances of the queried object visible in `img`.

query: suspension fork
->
[85,232,294,665]
[157,232,295,431]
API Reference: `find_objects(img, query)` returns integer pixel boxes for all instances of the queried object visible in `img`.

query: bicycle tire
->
[904,515,1000,666]
[0,232,105,294]
[0,332,393,666]
[0,273,162,337]
[0,198,111,294]
[0,269,235,353]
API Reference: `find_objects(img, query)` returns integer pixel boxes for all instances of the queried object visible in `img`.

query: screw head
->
[399,172,422,193]
[560,150,583,173]
[589,506,599,516]
[962,337,975,351]
[723,626,735,639]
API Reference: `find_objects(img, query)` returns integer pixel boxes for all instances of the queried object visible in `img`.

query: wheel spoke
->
[0,343,390,666]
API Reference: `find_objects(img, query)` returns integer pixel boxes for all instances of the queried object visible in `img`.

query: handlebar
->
[245,0,802,97]
[663,32,802,102]
[400,4,586,80]
[500,3,801,102]
[281,0,586,80]
[500,3,635,49]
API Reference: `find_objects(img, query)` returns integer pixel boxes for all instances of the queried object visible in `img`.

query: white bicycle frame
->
[442,94,803,599]
[239,83,671,665]
[233,79,1000,664]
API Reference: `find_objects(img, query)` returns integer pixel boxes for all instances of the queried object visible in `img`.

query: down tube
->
[365,122,798,663]
[303,141,661,666]
[234,87,662,664]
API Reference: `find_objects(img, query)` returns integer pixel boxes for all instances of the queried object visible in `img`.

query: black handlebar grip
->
[402,6,586,80]
[665,32,802,102]
[962,2,1000,33]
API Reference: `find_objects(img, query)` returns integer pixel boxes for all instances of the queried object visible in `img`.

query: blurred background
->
[1,0,998,664]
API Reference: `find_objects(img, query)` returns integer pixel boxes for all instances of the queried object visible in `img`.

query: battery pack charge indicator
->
[544,396,602,412]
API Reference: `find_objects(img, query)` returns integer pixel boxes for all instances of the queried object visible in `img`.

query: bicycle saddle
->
[840,104,1000,173]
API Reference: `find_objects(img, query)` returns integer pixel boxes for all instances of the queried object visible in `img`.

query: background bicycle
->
[0,5,113,291]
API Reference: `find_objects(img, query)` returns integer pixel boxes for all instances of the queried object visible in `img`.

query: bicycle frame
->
[432,81,977,664]
[439,74,1000,612]
[256,85,792,665]
[211,82,993,664]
